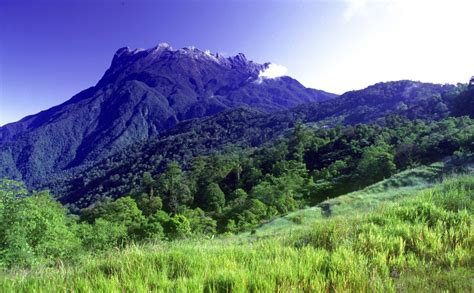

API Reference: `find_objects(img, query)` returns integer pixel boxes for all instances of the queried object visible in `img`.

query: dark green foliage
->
[0,180,80,268]
[251,172,310,214]
[155,162,192,214]
[64,81,464,208]
[78,219,127,252]
[63,114,474,237]
[165,214,192,240]
[1,79,465,210]
[356,144,396,186]
[1,80,473,270]
[181,208,217,236]
[451,83,474,118]
[203,183,225,213]
[136,193,163,217]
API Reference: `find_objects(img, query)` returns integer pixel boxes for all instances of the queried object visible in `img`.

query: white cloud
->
[258,63,288,80]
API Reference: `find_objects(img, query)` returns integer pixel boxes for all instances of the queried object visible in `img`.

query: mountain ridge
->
[0,44,335,186]
[44,80,464,208]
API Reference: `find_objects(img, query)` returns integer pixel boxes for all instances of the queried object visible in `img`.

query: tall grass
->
[1,175,472,292]
[254,162,446,236]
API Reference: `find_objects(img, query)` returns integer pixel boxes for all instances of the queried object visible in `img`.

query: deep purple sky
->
[1,0,473,125]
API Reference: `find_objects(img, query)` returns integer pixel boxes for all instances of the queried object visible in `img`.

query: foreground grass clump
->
[1,176,473,292]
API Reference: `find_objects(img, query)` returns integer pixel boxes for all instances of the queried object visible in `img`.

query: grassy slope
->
[254,160,473,237]
[1,167,473,292]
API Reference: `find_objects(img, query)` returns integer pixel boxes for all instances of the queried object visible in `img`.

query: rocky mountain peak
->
[0,43,335,187]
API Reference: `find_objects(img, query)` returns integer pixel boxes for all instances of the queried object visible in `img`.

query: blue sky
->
[1,0,473,125]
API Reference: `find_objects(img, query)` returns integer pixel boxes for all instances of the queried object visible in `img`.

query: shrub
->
[0,186,81,268]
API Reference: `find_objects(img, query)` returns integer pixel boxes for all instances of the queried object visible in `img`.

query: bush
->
[0,184,81,268]
[165,214,192,239]
[78,219,128,251]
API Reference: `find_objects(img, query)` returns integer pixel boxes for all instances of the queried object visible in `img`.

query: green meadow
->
[2,174,472,292]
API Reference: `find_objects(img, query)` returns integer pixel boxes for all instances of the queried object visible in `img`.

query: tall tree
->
[156,162,192,214]
[356,144,396,186]
[205,183,226,213]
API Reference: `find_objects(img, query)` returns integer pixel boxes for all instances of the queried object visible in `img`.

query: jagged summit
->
[109,43,262,76]
[115,43,232,60]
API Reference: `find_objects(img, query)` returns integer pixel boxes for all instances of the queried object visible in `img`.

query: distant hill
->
[291,80,459,125]
[53,81,464,208]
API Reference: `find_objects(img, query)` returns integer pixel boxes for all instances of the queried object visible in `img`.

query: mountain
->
[0,44,335,187]
[291,80,459,124]
[0,42,465,207]
[51,81,461,208]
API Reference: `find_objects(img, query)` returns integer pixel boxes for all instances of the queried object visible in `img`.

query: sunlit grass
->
[254,162,447,236]
[1,175,472,292]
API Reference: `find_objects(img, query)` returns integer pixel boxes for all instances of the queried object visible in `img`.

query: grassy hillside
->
[1,174,472,292]
[250,160,472,237]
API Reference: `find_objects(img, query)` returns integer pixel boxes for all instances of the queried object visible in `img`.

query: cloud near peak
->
[258,63,288,81]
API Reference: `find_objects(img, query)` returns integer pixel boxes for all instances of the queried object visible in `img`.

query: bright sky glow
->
[308,0,474,95]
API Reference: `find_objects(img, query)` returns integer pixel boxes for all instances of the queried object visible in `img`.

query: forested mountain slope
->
[0,43,469,211]
[0,44,334,187]
[54,80,466,208]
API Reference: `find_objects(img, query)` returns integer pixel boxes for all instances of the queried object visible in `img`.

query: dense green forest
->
[11,80,465,206]
[44,80,469,210]
[1,113,472,268]
[0,82,473,292]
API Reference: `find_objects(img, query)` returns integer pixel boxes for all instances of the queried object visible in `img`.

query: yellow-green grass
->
[1,175,472,292]
[253,161,469,237]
